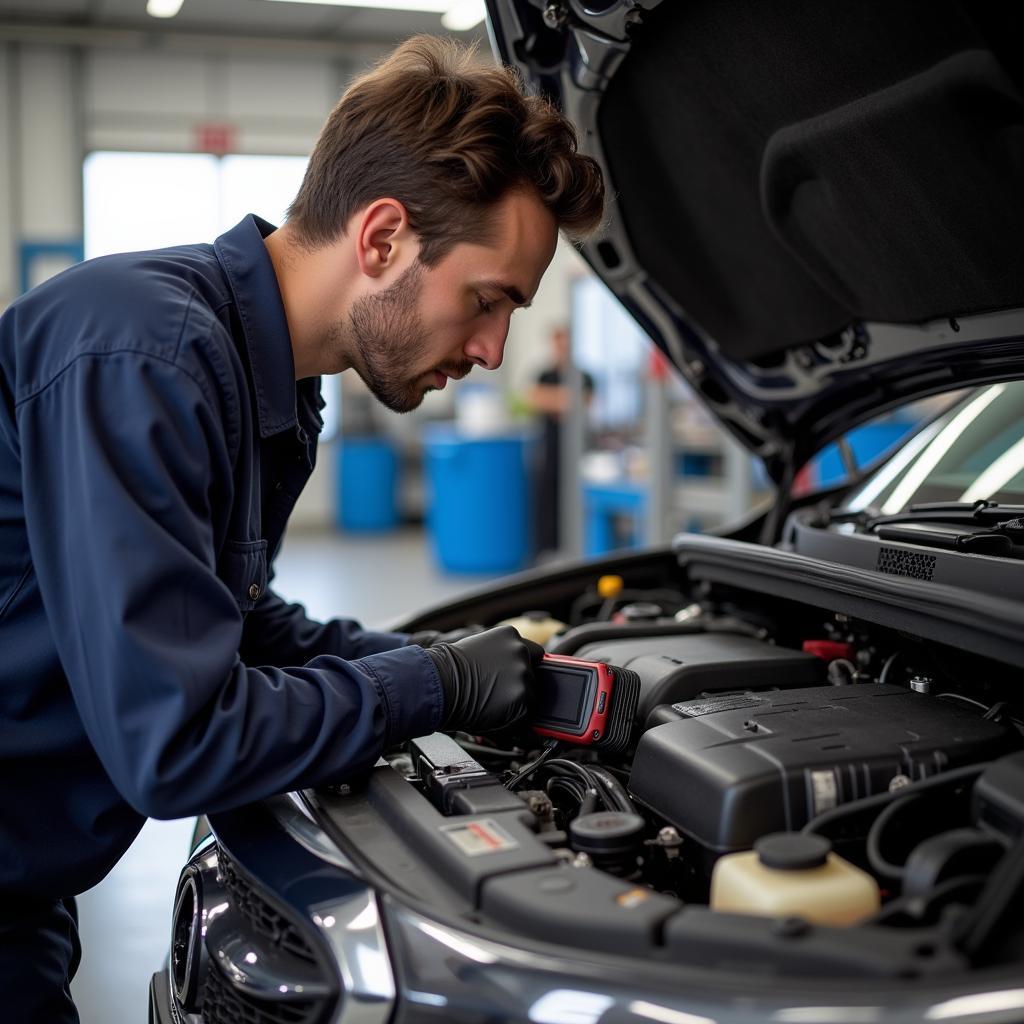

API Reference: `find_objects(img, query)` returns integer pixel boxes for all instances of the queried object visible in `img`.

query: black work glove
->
[425,625,544,733]
[406,624,487,648]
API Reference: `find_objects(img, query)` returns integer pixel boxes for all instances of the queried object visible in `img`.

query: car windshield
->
[843,381,1024,515]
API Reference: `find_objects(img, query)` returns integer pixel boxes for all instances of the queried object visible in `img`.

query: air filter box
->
[630,685,1017,855]
[572,633,823,726]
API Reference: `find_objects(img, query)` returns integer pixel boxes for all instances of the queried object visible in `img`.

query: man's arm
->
[18,350,442,820]
[239,585,410,667]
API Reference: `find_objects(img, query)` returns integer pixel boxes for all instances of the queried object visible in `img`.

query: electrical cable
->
[579,788,599,817]
[456,738,526,759]
[865,793,918,881]
[878,650,902,686]
[935,693,991,713]
[545,776,588,808]
[504,739,560,789]
[586,764,638,815]
[543,759,602,800]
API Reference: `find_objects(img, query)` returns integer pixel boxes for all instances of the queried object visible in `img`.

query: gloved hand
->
[406,624,487,648]
[425,625,544,733]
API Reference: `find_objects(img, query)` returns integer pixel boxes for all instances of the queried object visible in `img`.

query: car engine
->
[399,566,1024,951]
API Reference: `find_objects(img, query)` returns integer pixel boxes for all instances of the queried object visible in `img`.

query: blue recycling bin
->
[336,437,399,531]
[423,426,532,574]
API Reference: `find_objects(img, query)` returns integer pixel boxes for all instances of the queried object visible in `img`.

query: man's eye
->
[476,294,494,315]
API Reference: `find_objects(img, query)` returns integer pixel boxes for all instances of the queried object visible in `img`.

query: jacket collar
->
[214,215,298,438]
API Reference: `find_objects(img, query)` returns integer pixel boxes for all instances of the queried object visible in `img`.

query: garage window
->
[82,151,338,438]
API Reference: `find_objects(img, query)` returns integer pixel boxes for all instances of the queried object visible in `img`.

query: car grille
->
[218,850,318,965]
[201,962,323,1024]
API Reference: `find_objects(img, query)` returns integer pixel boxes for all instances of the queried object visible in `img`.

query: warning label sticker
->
[441,818,519,857]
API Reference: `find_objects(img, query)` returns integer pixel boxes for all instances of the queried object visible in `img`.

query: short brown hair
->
[287,35,604,264]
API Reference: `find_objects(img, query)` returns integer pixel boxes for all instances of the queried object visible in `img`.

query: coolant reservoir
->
[710,832,880,926]
[498,611,567,646]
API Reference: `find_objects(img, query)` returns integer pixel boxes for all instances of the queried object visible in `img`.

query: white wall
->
[18,46,81,241]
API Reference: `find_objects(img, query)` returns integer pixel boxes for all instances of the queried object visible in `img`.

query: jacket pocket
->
[218,538,268,613]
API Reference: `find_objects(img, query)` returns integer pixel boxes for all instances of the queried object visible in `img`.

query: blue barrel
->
[424,427,532,573]
[336,437,399,531]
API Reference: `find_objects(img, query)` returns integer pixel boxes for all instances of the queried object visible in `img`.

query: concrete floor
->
[70,527,503,1023]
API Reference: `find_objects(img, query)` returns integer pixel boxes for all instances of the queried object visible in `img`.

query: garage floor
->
[70,527,502,1023]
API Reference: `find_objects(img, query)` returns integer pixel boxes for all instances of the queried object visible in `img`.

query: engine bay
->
[314,552,1024,978]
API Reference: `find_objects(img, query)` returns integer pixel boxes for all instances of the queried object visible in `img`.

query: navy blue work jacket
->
[0,215,443,897]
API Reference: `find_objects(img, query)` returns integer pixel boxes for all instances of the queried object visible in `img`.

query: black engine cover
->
[630,685,1018,855]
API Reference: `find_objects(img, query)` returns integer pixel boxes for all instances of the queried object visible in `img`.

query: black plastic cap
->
[754,832,832,871]
[569,812,646,856]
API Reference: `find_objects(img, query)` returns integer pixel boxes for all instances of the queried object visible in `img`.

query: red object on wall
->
[648,348,670,380]
[194,123,237,155]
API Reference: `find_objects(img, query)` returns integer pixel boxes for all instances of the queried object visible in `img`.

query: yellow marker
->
[597,575,623,599]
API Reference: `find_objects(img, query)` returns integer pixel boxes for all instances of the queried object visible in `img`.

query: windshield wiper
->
[865,501,1024,558]
[867,500,1024,530]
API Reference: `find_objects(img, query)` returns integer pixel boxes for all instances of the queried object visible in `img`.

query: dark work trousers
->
[0,896,81,1024]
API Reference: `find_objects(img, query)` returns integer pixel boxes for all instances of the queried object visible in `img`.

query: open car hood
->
[486,0,1024,482]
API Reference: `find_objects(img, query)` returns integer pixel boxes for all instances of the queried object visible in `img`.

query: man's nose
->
[463,319,510,371]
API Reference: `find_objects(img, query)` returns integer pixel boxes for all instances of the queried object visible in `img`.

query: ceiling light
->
[147,0,184,16]
[263,0,452,12]
[441,0,486,31]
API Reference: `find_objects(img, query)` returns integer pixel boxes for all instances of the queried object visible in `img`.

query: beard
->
[340,261,472,414]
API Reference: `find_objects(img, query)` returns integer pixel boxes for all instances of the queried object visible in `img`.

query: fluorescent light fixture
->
[442,0,486,30]
[147,0,184,16]
[264,0,451,12]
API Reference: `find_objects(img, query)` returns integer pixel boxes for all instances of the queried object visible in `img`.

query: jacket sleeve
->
[239,585,410,667]
[17,351,443,820]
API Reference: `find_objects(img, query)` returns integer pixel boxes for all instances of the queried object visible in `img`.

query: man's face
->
[344,189,558,413]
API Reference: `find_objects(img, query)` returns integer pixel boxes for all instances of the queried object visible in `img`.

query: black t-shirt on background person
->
[533,366,594,555]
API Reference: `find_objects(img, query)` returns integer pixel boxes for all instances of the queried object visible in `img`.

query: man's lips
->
[431,367,470,390]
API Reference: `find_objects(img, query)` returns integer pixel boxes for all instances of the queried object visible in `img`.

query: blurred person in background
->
[528,325,594,556]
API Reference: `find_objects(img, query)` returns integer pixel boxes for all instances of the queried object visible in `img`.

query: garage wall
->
[0,47,15,310]
[0,36,384,298]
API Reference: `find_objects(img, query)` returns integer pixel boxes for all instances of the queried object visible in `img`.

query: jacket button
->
[248,583,261,601]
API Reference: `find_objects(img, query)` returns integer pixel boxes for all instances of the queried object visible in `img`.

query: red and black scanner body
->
[532,653,641,752]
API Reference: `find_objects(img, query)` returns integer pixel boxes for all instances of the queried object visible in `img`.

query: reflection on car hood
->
[486,0,1024,481]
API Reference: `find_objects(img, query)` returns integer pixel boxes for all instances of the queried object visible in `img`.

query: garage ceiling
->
[0,0,479,43]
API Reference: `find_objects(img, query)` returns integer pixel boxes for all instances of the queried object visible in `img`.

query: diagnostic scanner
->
[532,654,641,752]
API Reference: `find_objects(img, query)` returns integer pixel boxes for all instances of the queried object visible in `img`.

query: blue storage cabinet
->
[423,427,532,573]
[336,437,399,531]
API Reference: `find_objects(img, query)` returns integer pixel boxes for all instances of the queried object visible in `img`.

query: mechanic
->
[0,36,604,1022]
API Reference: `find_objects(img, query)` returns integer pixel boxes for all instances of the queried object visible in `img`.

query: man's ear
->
[355,198,414,279]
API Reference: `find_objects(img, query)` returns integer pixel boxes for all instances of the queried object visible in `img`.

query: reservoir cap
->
[755,832,831,871]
